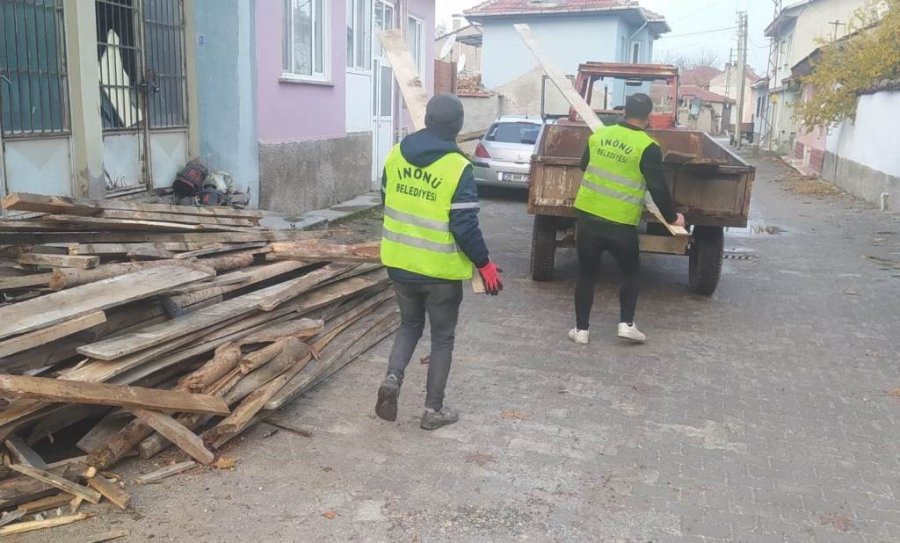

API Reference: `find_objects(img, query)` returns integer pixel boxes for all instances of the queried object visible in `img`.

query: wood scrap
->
[17,253,99,269]
[87,475,131,509]
[256,263,355,311]
[99,209,257,228]
[4,436,48,469]
[237,318,324,345]
[0,375,230,415]
[0,311,106,359]
[3,192,263,220]
[0,512,91,535]
[180,343,243,392]
[9,464,101,504]
[0,509,25,528]
[134,460,196,485]
[0,273,52,291]
[129,409,215,465]
[270,241,380,263]
[16,493,71,515]
[0,265,213,339]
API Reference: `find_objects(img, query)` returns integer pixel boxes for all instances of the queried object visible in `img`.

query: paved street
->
[18,155,900,542]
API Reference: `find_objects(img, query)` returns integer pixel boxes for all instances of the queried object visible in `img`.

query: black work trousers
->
[574,215,640,329]
[386,281,463,411]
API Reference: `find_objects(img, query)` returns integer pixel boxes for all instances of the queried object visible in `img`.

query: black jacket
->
[579,122,678,224]
[381,129,490,283]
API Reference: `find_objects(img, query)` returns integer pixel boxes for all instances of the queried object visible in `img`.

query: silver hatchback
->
[471,117,543,189]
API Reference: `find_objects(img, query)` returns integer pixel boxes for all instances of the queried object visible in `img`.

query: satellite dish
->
[439,34,456,60]
[457,53,467,74]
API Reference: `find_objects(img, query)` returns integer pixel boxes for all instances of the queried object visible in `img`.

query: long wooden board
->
[513,24,689,237]
[17,253,99,269]
[270,241,380,264]
[3,192,263,220]
[0,273,52,290]
[100,209,257,227]
[378,29,427,130]
[9,464,101,504]
[0,311,106,359]
[129,409,215,465]
[0,265,213,340]
[0,374,230,415]
[0,513,91,536]
[135,460,196,484]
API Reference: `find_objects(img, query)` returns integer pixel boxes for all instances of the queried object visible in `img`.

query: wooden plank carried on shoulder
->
[0,311,106,359]
[9,464,102,504]
[0,375,230,415]
[128,409,215,465]
[378,30,427,129]
[512,24,689,237]
[0,265,213,340]
[17,253,99,269]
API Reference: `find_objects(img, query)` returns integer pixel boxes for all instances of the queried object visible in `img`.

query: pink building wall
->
[794,84,826,174]
[255,1,348,143]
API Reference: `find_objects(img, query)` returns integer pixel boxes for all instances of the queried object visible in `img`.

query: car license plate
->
[500,172,529,183]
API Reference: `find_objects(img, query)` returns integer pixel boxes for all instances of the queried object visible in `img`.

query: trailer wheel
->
[688,226,724,295]
[530,215,557,282]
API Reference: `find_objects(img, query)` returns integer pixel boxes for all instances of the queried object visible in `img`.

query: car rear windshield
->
[486,122,541,145]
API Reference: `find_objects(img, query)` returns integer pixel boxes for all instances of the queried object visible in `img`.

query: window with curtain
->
[0,0,70,137]
[283,0,328,80]
[407,16,424,78]
[346,0,371,70]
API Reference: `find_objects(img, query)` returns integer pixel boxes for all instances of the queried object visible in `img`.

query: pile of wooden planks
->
[0,193,395,535]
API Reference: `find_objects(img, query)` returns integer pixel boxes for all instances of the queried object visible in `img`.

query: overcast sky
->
[436,0,774,72]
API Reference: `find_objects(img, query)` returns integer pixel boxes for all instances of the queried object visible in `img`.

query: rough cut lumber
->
[100,209,257,228]
[0,375,230,415]
[17,253,99,269]
[16,492,71,514]
[9,464,102,504]
[87,475,131,509]
[0,265,213,339]
[378,29,427,129]
[225,339,310,404]
[5,229,334,246]
[165,260,308,310]
[512,23,688,237]
[76,412,131,455]
[4,435,48,469]
[239,339,289,375]
[256,263,355,311]
[2,192,263,220]
[0,311,106,359]
[62,242,217,255]
[0,512,91,535]
[270,241,380,263]
[50,255,240,290]
[0,273,52,290]
[129,409,215,465]
[181,343,242,391]
[238,318,324,345]
[41,214,207,232]
[135,460,196,484]
[0,509,25,528]
[174,242,268,260]
[128,247,177,260]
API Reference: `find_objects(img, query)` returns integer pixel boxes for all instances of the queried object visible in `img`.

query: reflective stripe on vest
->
[574,124,657,226]
[380,145,474,280]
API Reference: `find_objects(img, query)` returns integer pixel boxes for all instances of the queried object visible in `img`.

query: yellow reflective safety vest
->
[380,145,475,280]
[574,124,657,226]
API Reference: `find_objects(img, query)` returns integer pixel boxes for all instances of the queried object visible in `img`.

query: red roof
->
[679,85,733,104]
[680,66,722,87]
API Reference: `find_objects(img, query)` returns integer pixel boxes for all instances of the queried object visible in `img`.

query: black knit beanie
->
[425,93,465,141]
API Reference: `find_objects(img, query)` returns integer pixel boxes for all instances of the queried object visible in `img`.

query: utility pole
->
[762,0,783,151]
[723,48,734,135]
[735,11,749,149]
[828,19,846,41]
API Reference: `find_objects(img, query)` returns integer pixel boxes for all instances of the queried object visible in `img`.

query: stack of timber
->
[0,193,396,535]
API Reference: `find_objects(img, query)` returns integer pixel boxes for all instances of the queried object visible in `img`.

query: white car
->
[471,117,543,189]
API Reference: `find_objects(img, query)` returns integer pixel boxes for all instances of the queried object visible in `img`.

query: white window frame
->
[630,41,641,64]
[407,15,425,79]
[346,0,372,72]
[282,0,331,83]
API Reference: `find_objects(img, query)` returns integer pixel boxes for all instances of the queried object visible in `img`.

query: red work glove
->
[477,262,504,296]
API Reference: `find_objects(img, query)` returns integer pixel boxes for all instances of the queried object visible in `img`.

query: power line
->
[658,26,739,39]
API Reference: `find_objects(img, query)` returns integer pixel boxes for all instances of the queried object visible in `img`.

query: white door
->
[371,1,394,187]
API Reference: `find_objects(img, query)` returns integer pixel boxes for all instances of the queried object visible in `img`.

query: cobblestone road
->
[19,156,900,542]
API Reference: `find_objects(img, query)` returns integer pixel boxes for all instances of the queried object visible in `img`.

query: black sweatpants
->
[386,281,463,411]
[574,215,640,330]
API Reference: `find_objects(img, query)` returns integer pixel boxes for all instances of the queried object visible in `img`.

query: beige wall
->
[709,67,756,125]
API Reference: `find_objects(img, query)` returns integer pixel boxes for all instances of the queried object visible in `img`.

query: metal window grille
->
[96,0,186,132]
[0,0,70,138]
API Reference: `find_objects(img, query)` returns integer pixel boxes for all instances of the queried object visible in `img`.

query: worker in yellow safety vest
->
[376,94,503,431]
[568,93,685,346]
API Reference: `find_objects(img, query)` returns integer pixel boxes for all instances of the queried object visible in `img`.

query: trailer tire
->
[688,226,724,295]
[531,215,557,282]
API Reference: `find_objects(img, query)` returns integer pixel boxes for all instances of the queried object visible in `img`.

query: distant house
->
[761,0,868,153]
[463,0,670,89]
[708,65,761,135]
[197,0,437,214]
[680,66,723,88]
[435,19,483,77]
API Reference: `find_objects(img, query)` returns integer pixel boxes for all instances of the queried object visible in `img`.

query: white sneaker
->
[617,322,646,343]
[567,328,590,345]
